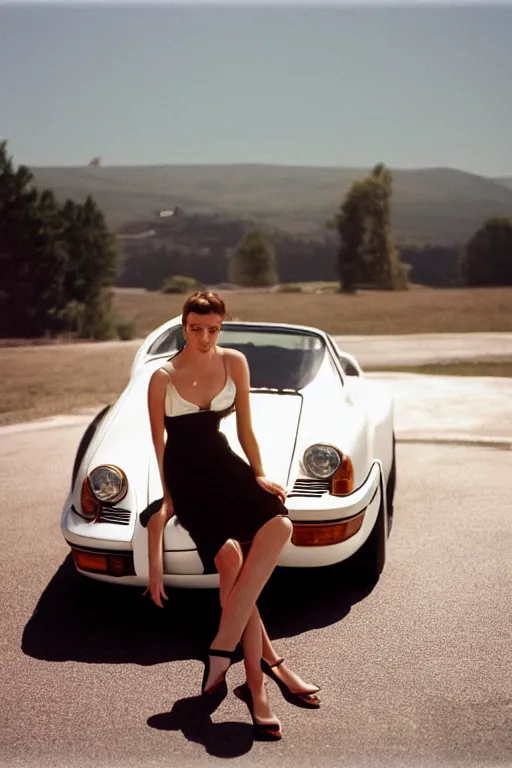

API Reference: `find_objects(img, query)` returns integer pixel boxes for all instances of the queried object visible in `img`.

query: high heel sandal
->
[261,657,321,709]
[233,682,282,741]
[201,648,237,696]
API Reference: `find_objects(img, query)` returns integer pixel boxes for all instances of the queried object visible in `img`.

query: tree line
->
[119,237,466,290]
[0,141,119,338]
[1,140,511,339]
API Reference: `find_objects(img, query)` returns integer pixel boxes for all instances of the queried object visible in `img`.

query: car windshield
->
[148,324,326,390]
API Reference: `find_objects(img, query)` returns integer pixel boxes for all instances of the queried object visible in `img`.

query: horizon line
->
[25,160,512,179]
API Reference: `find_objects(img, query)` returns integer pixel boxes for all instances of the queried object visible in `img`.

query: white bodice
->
[164,373,236,417]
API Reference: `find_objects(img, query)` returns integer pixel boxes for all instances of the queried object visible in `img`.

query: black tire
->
[348,484,387,585]
[386,433,396,533]
[71,405,111,489]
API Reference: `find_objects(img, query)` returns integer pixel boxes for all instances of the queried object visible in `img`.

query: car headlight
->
[88,465,128,504]
[303,444,341,479]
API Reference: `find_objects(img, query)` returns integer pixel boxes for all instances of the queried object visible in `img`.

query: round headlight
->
[88,465,128,503]
[303,444,341,479]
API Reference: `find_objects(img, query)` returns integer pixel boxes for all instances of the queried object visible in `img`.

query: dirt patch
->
[0,345,134,426]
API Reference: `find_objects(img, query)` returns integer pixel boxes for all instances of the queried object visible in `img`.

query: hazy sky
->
[2,2,511,175]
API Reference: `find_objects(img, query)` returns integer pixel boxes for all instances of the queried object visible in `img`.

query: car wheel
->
[71,404,111,489]
[348,486,387,585]
[386,432,396,533]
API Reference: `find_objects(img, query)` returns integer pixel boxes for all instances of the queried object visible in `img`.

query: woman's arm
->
[147,368,174,506]
[230,352,263,473]
[229,351,286,503]
[145,369,174,607]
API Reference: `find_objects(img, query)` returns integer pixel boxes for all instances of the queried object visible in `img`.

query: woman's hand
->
[256,475,287,504]
[143,495,174,608]
[143,578,169,608]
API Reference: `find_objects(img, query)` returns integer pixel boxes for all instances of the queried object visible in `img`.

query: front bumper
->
[61,461,383,587]
[280,460,383,567]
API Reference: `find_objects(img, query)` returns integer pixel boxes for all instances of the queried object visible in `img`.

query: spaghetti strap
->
[159,366,172,381]
[221,349,229,379]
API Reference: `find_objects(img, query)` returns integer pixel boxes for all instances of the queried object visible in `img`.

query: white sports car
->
[61,318,396,588]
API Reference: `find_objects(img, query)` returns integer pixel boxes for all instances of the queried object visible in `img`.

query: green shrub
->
[228,231,279,286]
[116,317,137,340]
[162,275,198,294]
[391,262,412,291]
[279,283,303,293]
[60,300,86,335]
[81,292,117,340]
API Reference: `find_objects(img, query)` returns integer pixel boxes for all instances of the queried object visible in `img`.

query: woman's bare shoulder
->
[221,347,248,365]
[150,365,172,388]
[221,348,250,390]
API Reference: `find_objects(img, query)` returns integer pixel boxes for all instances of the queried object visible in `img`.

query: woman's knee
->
[278,515,293,538]
[215,538,244,573]
[262,515,292,543]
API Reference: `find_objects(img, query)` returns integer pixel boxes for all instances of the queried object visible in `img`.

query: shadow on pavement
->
[148,689,255,759]
[21,554,375,665]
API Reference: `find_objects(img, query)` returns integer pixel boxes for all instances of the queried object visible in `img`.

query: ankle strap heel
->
[201,647,237,696]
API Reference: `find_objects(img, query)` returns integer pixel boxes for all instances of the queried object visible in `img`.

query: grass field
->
[112,285,512,338]
[2,286,512,427]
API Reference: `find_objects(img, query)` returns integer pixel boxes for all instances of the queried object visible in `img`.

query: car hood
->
[221,391,303,488]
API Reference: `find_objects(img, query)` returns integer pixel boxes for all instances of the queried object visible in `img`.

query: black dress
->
[141,359,289,574]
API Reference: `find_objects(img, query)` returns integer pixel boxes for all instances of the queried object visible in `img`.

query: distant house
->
[158,206,184,218]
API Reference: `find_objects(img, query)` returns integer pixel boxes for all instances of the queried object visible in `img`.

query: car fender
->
[361,379,395,482]
[287,356,374,491]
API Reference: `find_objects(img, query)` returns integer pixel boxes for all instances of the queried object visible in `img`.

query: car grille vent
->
[287,478,330,498]
[98,506,131,526]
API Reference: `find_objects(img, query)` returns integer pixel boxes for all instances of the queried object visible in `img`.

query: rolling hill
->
[494,177,512,193]
[30,164,512,246]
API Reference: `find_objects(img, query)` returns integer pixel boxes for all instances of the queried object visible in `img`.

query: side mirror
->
[338,355,361,377]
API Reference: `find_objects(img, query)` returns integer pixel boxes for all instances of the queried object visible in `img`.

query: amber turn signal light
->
[72,549,108,573]
[81,477,101,521]
[71,548,135,576]
[292,510,365,547]
[331,455,354,496]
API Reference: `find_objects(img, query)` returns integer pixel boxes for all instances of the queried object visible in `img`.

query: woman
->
[144,291,320,740]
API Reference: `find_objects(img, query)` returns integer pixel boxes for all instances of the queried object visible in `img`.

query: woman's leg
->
[215,540,280,726]
[218,542,319,698]
[260,622,320,696]
[203,515,292,691]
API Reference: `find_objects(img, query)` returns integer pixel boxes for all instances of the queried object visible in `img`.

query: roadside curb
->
[0,411,97,436]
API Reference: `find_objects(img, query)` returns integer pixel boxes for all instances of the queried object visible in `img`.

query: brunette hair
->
[181,291,226,326]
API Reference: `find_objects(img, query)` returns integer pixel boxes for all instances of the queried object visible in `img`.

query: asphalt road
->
[332,332,512,367]
[1,419,511,767]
